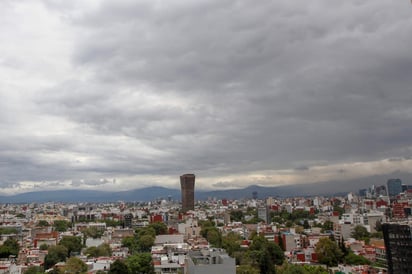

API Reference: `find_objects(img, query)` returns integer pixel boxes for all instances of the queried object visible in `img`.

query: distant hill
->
[0,171,411,203]
[0,187,181,203]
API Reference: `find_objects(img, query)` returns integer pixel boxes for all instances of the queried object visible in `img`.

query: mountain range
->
[0,171,410,203]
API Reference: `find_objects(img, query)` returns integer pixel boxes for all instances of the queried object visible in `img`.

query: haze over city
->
[1,0,412,195]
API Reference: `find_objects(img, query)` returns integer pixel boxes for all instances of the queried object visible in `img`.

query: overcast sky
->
[1,0,412,195]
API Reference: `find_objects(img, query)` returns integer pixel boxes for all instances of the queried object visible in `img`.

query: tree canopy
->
[122,226,157,254]
[53,220,71,232]
[24,266,45,274]
[344,251,371,265]
[44,245,68,270]
[235,234,284,274]
[109,259,129,274]
[277,263,329,274]
[126,253,154,274]
[37,220,50,227]
[83,226,104,239]
[222,232,242,256]
[0,238,20,258]
[315,238,343,267]
[63,257,88,274]
[351,225,370,243]
[148,222,168,235]
[199,221,222,247]
[59,236,83,257]
[84,243,112,258]
[0,228,18,235]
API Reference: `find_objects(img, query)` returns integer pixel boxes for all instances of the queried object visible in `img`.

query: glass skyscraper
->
[387,178,402,197]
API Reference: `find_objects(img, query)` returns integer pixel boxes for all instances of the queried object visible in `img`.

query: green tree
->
[285,221,294,228]
[351,225,370,243]
[59,236,83,257]
[63,257,88,274]
[375,220,382,232]
[303,220,310,229]
[84,227,104,239]
[198,219,215,228]
[122,236,138,253]
[137,234,155,252]
[315,238,343,267]
[136,227,156,237]
[222,232,242,256]
[370,231,383,239]
[148,222,168,235]
[48,268,61,274]
[0,228,18,235]
[246,234,283,274]
[109,259,129,274]
[250,249,275,274]
[84,243,112,258]
[243,216,265,224]
[321,221,334,232]
[236,265,260,274]
[302,265,329,274]
[206,228,222,247]
[267,241,285,266]
[338,237,348,257]
[277,263,328,274]
[277,263,307,274]
[278,232,285,251]
[37,220,50,227]
[0,238,20,258]
[39,243,49,251]
[272,216,284,224]
[24,266,45,274]
[233,251,248,266]
[344,251,371,265]
[53,220,71,232]
[126,253,155,274]
[44,245,68,270]
[230,210,244,222]
[102,219,122,227]
[200,224,222,247]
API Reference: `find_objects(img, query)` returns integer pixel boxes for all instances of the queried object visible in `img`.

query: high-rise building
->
[358,188,367,197]
[401,184,412,192]
[257,206,269,223]
[382,222,412,274]
[180,174,195,212]
[124,213,133,228]
[387,179,402,197]
[375,185,387,196]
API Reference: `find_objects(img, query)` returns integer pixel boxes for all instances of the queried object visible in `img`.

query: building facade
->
[382,222,412,274]
[387,179,402,197]
[180,174,195,212]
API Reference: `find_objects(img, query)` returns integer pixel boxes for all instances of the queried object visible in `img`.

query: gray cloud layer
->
[1,0,412,194]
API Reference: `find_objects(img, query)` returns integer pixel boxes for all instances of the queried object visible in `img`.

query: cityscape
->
[0,174,411,273]
[2,0,412,274]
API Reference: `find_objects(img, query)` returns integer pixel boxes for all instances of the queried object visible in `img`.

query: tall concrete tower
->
[180,174,195,212]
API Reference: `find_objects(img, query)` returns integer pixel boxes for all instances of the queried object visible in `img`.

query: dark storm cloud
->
[1,0,412,192]
[64,0,412,166]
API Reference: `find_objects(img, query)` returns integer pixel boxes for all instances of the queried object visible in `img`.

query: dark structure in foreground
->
[180,174,195,212]
[382,222,412,274]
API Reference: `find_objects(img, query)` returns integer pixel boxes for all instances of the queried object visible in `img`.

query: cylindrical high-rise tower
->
[180,174,195,212]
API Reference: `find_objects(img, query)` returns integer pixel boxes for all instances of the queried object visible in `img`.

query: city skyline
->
[1,0,412,195]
